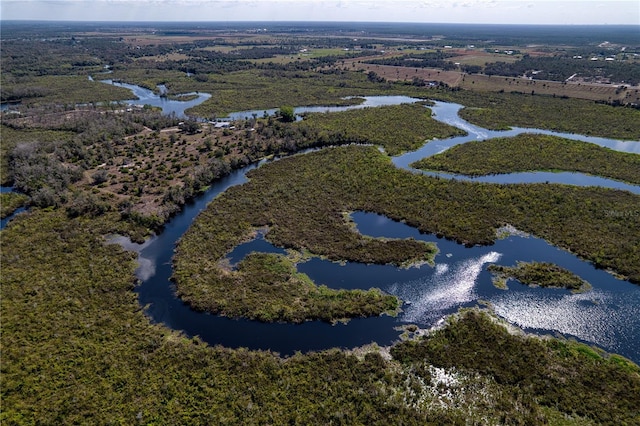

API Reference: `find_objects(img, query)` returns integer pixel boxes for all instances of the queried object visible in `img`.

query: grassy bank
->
[488,261,592,292]
[412,134,640,185]
[0,192,29,218]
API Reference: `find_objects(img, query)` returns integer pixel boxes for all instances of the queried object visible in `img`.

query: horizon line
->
[2,19,637,26]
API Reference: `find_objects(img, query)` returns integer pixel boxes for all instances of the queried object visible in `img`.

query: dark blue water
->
[0,186,27,229]
[113,94,639,362]
[349,212,640,360]
[1,207,26,229]
[226,230,288,267]
[125,166,400,356]
[228,211,640,362]
[5,79,637,361]
[0,102,21,111]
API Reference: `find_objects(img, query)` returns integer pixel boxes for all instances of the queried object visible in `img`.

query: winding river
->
[4,84,639,362]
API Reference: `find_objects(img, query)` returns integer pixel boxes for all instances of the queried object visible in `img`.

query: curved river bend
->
[6,82,637,361]
[113,88,639,362]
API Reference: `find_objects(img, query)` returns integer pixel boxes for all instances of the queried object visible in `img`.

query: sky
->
[1,0,639,25]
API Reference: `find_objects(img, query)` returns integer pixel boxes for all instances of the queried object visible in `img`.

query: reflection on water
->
[15,82,632,361]
[492,289,640,355]
[391,252,501,323]
[229,210,640,362]
[99,79,212,118]
[106,235,157,280]
[353,212,640,363]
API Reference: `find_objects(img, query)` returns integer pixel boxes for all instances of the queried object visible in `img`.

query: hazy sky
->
[1,0,639,25]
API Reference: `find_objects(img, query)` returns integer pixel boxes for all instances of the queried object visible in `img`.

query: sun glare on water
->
[390,252,502,323]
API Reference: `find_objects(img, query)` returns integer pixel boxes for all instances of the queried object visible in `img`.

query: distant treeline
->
[365,52,460,71]
[484,55,640,85]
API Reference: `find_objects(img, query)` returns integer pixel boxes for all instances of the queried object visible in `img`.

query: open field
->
[119,34,274,46]
[133,52,191,62]
[252,48,362,64]
[341,55,466,86]
[457,74,639,103]
[448,50,524,66]
[343,59,639,103]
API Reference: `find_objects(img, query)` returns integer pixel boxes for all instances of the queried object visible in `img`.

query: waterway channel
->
[3,83,638,361]
[120,87,639,362]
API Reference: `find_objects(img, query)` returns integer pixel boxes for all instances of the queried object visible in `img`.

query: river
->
[99,79,212,119]
[122,89,638,362]
[3,83,639,362]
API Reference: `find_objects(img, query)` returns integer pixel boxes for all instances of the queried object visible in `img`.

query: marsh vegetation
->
[488,261,592,292]
[297,103,466,156]
[2,21,639,424]
[175,145,640,326]
[413,133,640,184]
[432,89,640,139]
[3,210,638,424]
[0,192,28,218]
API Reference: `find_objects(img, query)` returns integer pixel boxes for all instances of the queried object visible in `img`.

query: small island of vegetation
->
[488,261,592,292]
[412,133,640,185]
[297,103,466,156]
